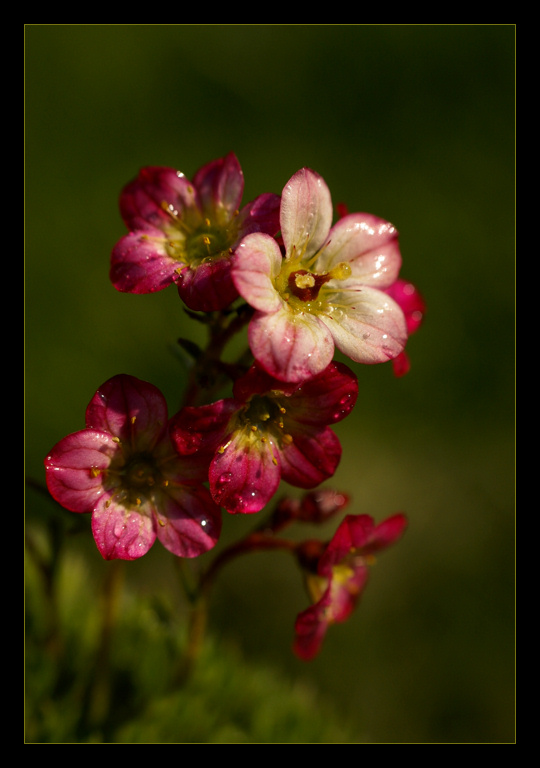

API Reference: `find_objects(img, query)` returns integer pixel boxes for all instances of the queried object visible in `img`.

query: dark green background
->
[25,25,515,743]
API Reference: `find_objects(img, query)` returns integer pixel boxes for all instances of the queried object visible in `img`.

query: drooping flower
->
[169,361,358,515]
[44,374,222,561]
[293,512,407,660]
[110,153,281,312]
[231,167,408,383]
[384,278,426,377]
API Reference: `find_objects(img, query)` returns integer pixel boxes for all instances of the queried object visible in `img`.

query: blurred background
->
[25,25,515,743]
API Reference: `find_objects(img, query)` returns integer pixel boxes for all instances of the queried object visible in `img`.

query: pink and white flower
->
[293,512,407,660]
[44,374,222,561]
[110,153,280,312]
[232,167,408,382]
[169,361,358,515]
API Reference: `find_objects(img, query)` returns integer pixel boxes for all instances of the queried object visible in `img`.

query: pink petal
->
[110,230,181,294]
[248,308,335,383]
[191,152,244,220]
[154,485,222,558]
[322,285,407,364]
[44,429,118,513]
[236,193,281,238]
[85,374,168,449]
[293,584,333,661]
[384,279,426,335]
[118,166,199,231]
[284,362,358,425]
[317,213,402,289]
[91,497,156,560]
[169,399,237,457]
[280,168,333,260]
[176,256,239,312]
[209,432,281,514]
[279,426,342,488]
[232,233,284,313]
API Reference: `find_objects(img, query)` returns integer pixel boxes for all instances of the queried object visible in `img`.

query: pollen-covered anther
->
[329,261,352,281]
[90,466,101,478]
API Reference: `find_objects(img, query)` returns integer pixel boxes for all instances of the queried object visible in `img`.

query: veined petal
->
[110,230,181,294]
[316,213,402,288]
[192,152,244,221]
[169,399,237,457]
[279,426,342,488]
[248,308,335,383]
[176,256,239,312]
[85,374,169,449]
[280,168,333,261]
[91,497,156,561]
[235,193,281,239]
[232,233,283,313]
[209,431,281,514]
[154,484,222,557]
[119,166,199,231]
[44,429,118,513]
[285,362,358,425]
[323,285,407,364]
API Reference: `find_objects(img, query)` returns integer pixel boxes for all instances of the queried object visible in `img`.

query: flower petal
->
[280,168,333,260]
[232,233,283,313]
[155,484,222,557]
[293,583,333,661]
[85,374,169,449]
[176,256,239,312]
[45,429,118,513]
[317,213,402,288]
[209,431,281,514]
[118,166,199,232]
[236,193,281,239]
[248,308,335,383]
[170,399,237,458]
[91,497,156,560]
[110,230,180,294]
[323,285,407,364]
[279,426,342,488]
[285,362,358,425]
[192,152,244,221]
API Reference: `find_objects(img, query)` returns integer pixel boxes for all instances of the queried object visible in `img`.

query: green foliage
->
[25,528,357,744]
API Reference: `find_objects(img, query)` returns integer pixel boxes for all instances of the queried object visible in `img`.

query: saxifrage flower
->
[44,374,222,561]
[169,361,358,515]
[231,167,408,383]
[110,152,281,312]
[293,512,407,660]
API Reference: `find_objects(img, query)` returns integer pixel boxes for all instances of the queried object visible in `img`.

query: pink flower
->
[110,153,280,312]
[293,512,407,660]
[384,278,426,377]
[169,362,358,515]
[231,167,408,383]
[44,374,222,561]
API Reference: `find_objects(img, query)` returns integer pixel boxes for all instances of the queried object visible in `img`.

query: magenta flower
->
[110,153,280,312]
[169,361,358,515]
[384,278,426,377]
[293,512,407,660]
[44,374,222,561]
[231,167,408,382]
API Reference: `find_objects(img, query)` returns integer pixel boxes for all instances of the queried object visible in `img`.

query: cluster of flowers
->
[45,153,424,659]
